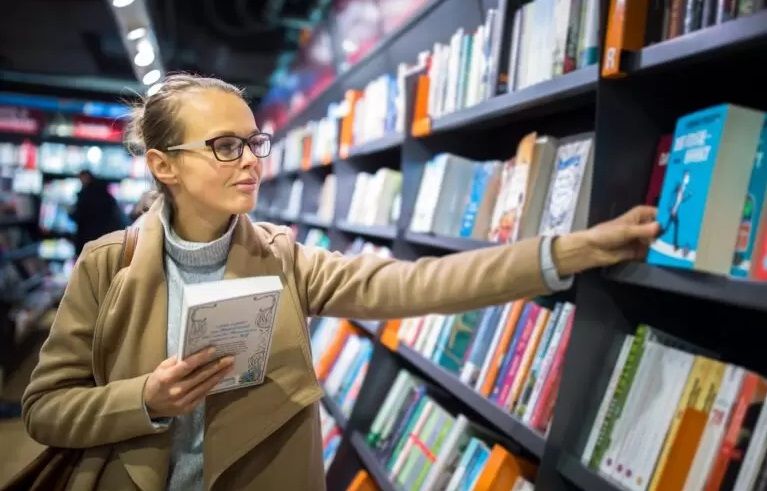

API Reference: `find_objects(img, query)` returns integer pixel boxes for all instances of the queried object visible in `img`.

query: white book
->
[553,0,573,76]
[420,154,449,232]
[362,169,387,226]
[445,29,464,116]
[461,303,510,386]
[422,315,448,358]
[581,334,634,465]
[178,276,283,394]
[733,393,767,491]
[414,315,438,353]
[473,303,512,391]
[512,477,535,491]
[683,365,745,491]
[347,173,371,224]
[369,371,416,443]
[411,160,437,232]
[507,7,524,92]
[427,42,442,119]
[538,134,594,236]
[611,344,695,491]
[324,335,362,397]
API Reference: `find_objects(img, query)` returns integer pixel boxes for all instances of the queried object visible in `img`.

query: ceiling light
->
[142,69,161,85]
[126,27,147,40]
[112,0,135,7]
[147,83,163,96]
[134,40,155,67]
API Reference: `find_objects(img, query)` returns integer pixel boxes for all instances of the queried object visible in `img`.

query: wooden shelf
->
[396,344,546,458]
[336,220,397,241]
[605,262,767,312]
[634,11,767,73]
[404,231,497,252]
[558,454,624,491]
[350,432,398,491]
[322,393,348,431]
[346,133,403,159]
[428,66,598,135]
[350,319,382,337]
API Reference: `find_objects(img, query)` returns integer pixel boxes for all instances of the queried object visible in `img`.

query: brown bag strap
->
[120,225,140,269]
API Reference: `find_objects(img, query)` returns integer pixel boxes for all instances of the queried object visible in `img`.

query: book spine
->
[505,307,551,409]
[480,301,525,397]
[530,308,574,431]
[685,0,704,33]
[491,304,536,402]
[587,324,650,469]
[732,394,767,491]
[459,306,495,385]
[581,334,634,465]
[507,7,524,92]
[564,0,583,73]
[496,305,541,405]
[385,389,428,468]
[578,0,600,68]
[474,303,513,392]
[378,384,423,458]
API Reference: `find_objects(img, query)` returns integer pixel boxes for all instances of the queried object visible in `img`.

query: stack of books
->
[366,369,538,490]
[346,168,402,228]
[320,403,343,471]
[312,318,374,418]
[398,300,576,434]
[647,104,767,279]
[410,131,594,243]
[583,324,767,491]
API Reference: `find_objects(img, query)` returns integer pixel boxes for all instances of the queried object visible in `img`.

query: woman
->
[21,74,658,490]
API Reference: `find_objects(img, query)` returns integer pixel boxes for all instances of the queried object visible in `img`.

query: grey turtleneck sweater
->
[156,205,239,491]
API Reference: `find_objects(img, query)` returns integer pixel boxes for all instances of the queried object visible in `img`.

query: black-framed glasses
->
[166,132,272,163]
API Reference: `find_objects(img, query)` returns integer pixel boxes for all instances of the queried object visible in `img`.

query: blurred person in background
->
[70,170,126,254]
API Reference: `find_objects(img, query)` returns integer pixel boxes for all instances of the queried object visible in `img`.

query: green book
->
[413,412,455,490]
[436,309,484,373]
[397,404,441,487]
[367,370,416,447]
[588,324,650,469]
[387,395,430,471]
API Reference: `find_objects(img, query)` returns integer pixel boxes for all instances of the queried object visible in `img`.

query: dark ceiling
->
[0,0,318,103]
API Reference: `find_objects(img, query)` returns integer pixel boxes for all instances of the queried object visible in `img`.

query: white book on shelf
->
[553,0,574,76]
[683,365,745,491]
[413,315,436,353]
[324,334,362,397]
[581,334,634,465]
[445,28,464,116]
[178,276,283,394]
[421,414,471,491]
[507,6,524,92]
[427,42,443,119]
[420,314,447,358]
[347,172,371,224]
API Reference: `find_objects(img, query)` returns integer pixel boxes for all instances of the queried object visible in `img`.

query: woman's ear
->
[146,149,178,187]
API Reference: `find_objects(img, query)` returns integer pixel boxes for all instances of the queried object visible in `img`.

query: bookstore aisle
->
[255,0,767,490]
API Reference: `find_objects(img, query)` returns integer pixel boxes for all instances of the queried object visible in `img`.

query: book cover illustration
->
[184,291,280,392]
[648,106,728,269]
[539,137,592,236]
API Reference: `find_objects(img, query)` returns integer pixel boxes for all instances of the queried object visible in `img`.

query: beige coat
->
[21,200,549,490]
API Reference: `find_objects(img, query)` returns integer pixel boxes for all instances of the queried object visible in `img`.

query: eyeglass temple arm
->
[166,141,208,151]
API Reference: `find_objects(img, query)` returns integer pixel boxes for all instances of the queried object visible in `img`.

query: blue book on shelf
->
[648,104,764,274]
[459,163,494,237]
[436,310,484,374]
[335,339,373,408]
[461,306,500,376]
[458,440,491,491]
[732,118,767,277]
[490,302,533,402]
[431,315,455,363]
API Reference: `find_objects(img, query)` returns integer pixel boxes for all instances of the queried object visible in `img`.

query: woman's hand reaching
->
[552,205,660,277]
[144,347,234,419]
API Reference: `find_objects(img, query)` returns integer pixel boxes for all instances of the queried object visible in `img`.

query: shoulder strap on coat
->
[120,225,140,270]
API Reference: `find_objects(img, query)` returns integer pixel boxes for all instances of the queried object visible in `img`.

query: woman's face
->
[166,88,262,218]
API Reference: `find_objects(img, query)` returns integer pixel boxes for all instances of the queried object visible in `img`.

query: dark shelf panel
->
[397,344,546,459]
[350,432,398,491]
[322,393,348,431]
[635,11,767,73]
[0,243,39,263]
[301,214,332,229]
[42,135,125,147]
[404,231,497,252]
[41,171,125,183]
[346,133,403,159]
[0,218,35,228]
[429,66,598,135]
[605,262,767,313]
[350,319,382,337]
[559,454,623,491]
[336,220,397,241]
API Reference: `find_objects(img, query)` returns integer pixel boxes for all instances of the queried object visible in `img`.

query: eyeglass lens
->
[212,134,271,161]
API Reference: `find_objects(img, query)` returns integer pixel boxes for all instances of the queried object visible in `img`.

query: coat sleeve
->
[22,241,167,448]
[291,235,551,319]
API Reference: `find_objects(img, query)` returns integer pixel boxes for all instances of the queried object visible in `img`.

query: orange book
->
[653,409,710,490]
[339,90,363,159]
[601,0,649,78]
[411,74,432,138]
[315,320,356,381]
[480,301,526,397]
[301,134,313,170]
[380,319,402,351]
[346,470,379,491]
[472,445,537,491]
[504,308,550,410]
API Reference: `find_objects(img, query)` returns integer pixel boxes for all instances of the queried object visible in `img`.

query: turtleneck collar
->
[158,200,238,268]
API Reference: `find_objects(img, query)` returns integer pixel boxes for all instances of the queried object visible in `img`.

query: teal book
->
[459,163,494,237]
[436,309,484,374]
[459,440,490,491]
[647,104,764,274]
[732,117,767,277]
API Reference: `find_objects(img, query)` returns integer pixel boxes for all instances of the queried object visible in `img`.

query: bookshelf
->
[349,319,381,338]
[322,394,349,431]
[259,0,767,489]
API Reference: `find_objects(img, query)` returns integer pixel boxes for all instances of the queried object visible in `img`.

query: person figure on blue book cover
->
[17,73,659,491]
[660,170,693,255]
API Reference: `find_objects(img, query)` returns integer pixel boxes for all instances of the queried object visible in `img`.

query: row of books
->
[347,168,402,228]
[320,403,343,472]
[366,369,537,491]
[304,228,332,250]
[314,174,336,223]
[39,201,76,235]
[582,324,767,491]
[0,106,125,142]
[421,0,598,124]
[398,300,575,434]
[343,74,399,155]
[647,103,767,280]
[311,318,375,419]
[410,132,594,243]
